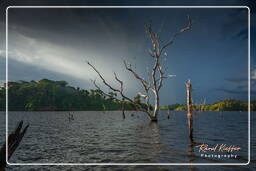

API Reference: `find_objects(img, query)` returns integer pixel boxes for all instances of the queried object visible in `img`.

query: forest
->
[0,79,254,111]
[0,79,138,111]
[161,100,256,111]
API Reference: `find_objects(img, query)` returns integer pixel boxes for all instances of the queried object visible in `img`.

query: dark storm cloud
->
[225,77,247,82]
[226,77,247,85]
[214,87,249,95]
[220,8,248,38]
[214,87,256,99]
[0,0,253,104]
[233,28,248,40]
[214,74,256,100]
[222,1,255,42]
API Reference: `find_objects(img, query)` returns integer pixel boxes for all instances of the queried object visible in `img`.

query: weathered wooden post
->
[186,80,193,140]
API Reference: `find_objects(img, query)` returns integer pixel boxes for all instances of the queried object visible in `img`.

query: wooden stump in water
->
[122,100,125,119]
[122,110,125,119]
[187,112,193,140]
[167,109,170,119]
[186,80,193,140]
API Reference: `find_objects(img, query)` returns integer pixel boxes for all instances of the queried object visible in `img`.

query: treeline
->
[161,100,256,111]
[0,79,140,111]
[0,79,254,111]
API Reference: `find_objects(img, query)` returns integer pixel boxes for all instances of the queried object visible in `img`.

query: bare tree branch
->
[148,48,155,57]
[124,60,150,91]
[90,79,120,102]
[151,58,158,93]
[87,61,120,93]
[88,61,149,115]
[160,15,192,56]
[157,63,164,91]
[146,23,160,57]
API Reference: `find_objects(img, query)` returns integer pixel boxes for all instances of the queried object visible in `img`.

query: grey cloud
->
[0,56,92,89]
[1,5,252,105]
[233,28,248,40]
[214,87,249,95]
[215,75,256,100]
[214,88,256,101]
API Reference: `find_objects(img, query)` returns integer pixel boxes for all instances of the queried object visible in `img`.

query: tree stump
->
[186,80,193,140]
[122,100,125,119]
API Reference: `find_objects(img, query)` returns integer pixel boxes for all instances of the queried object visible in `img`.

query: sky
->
[0,0,255,105]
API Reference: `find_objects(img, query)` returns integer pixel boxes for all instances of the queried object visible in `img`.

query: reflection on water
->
[0,111,254,170]
[187,139,195,163]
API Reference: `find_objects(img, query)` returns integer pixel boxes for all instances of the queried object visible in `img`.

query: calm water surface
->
[0,111,255,170]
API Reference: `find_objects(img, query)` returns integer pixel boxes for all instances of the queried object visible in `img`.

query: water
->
[0,111,255,170]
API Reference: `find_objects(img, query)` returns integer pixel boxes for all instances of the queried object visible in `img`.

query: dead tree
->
[88,16,192,122]
[0,121,29,171]
[186,80,193,140]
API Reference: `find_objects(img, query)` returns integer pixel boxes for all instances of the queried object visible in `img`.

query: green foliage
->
[134,94,141,104]
[174,105,187,111]
[202,100,248,111]
[171,100,254,111]
[160,103,183,110]
[0,79,139,111]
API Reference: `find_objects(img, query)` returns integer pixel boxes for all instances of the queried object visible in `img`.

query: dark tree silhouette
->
[0,121,29,171]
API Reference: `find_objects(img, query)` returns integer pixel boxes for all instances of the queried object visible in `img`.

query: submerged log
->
[186,80,193,140]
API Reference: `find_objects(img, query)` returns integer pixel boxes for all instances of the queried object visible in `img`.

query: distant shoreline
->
[1,79,255,112]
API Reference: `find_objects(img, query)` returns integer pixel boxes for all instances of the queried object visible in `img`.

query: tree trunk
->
[152,91,159,122]
[150,115,158,122]
[186,80,193,140]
